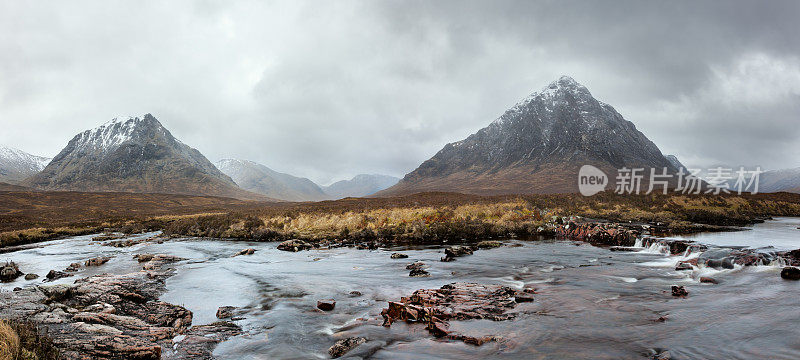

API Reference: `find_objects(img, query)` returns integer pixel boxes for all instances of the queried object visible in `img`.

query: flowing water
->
[2,219,799,359]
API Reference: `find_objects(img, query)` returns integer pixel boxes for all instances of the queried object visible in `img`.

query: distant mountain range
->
[756,167,800,193]
[23,114,269,200]
[217,159,398,201]
[0,145,50,184]
[216,159,329,202]
[323,174,399,199]
[379,76,679,196]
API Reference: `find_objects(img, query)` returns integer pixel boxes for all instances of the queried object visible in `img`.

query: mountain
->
[23,114,269,201]
[0,145,50,184]
[324,174,400,199]
[755,167,800,193]
[664,155,685,170]
[216,159,329,201]
[379,76,677,196]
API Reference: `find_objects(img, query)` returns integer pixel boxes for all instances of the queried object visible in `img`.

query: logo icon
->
[578,165,607,196]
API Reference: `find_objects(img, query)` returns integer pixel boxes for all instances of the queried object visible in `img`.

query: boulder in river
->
[381,282,527,344]
[277,239,313,252]
[216,306,240,319]
[406,261,426,271]
[671,285,688,297]
[24,273,39,280]
[44,269,72,282]
[317,299,336,311]
[441,245,474,262]
[84,256,111,267]
[233,248,256,257]
[390,253,409,259]
[0,261,23,282]
[476,241,503,249]
[171,321,242,359]
[675,262,693,271]
[409,268,430,277]
[328,337,366,358]
[781,267,800,280]
[699,277,718,284]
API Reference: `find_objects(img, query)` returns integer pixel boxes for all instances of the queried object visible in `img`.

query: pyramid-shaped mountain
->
[380,76,678,196]
[24,114,269,200]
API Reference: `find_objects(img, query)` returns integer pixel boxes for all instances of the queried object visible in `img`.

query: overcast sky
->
[1,1,799,185]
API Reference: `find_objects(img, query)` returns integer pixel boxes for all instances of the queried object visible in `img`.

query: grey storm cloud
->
[1,0,799,184]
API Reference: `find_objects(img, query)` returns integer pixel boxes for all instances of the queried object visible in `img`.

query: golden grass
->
[0,320,20,360]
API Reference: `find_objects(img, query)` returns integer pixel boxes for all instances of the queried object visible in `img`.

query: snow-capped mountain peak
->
[72,114,165,154]
[0,145,51,183]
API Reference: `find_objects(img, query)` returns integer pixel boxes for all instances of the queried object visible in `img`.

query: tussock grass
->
[0,320,58,360]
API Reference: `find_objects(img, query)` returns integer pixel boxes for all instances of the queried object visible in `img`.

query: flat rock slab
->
[381,282,530,345]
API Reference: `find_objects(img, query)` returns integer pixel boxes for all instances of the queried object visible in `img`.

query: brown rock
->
[216,306,239,319]
[699,277,718,284]
[24,273,39,280]
[171,321,242,360]
[409,268,430,277]
[44,269,72,282]
[390,253,409,259]
[328,337,366,358]
[84,256,112,267]
[317,299,336,311]
[406,261,426,270]
[515,293,534,302]
[427,319,449,337]
[671,285,688,297]
[781,267,800,280]
[233,248,256,257]
[277,239,313,252]
[476,241,503,249]
[0,261,23,282]
[380,282,523,345]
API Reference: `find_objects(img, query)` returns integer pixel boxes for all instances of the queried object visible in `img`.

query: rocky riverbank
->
[0,253,240,359]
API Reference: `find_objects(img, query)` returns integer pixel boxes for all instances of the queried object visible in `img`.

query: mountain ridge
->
[216,158,329,201]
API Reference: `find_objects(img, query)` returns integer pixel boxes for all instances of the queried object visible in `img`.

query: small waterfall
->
[633,237,643,248]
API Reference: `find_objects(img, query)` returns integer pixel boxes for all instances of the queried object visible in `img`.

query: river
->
[2,218,799,359]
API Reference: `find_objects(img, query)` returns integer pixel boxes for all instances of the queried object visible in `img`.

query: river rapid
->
[2,218,799,359]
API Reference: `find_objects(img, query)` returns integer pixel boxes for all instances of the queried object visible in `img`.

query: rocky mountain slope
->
[23,114,269,200]
[216,159,329,201]
[0,145,50,184]
[324,174,400,199]
[379,76,677,196]
[756,167,800,193]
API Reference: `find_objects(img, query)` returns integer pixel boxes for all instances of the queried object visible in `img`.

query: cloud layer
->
[1,0,798,184]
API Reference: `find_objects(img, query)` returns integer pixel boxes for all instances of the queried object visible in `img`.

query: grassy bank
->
[2,191,800,248]
[0,320,59,360]
[156,192,800,243]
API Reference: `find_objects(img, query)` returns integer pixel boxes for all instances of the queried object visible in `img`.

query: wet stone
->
[780,267,800,280]
[317,299,336,311]
[699,277,718,284]
[277,239,313,252]
[671,285,688,297]
[328,336,366,358]
[0,261,23,282]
